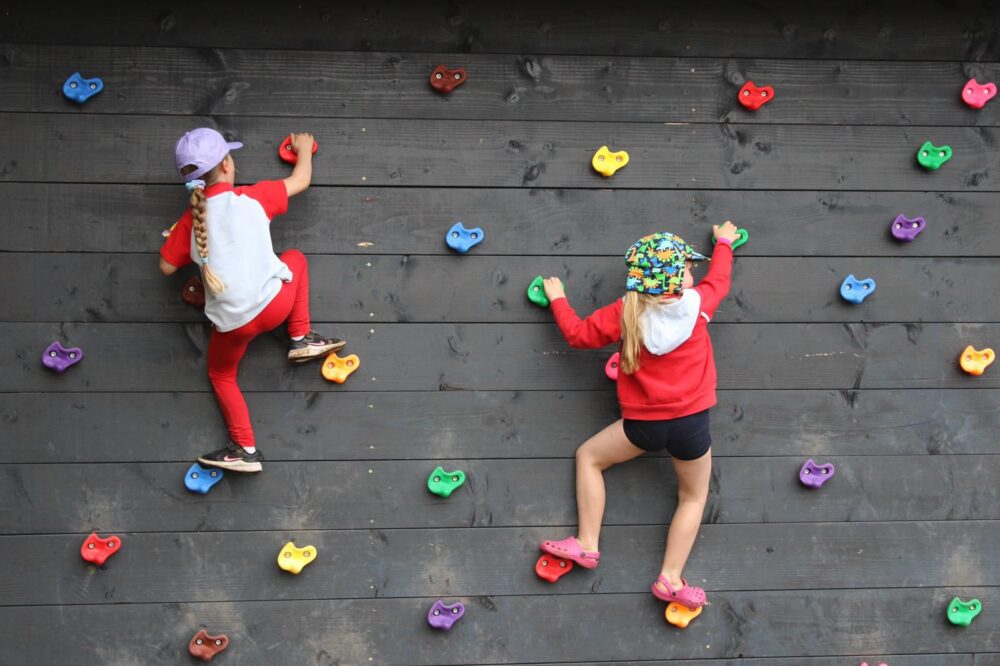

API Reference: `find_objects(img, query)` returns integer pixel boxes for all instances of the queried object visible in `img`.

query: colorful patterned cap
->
[624,232,707,295]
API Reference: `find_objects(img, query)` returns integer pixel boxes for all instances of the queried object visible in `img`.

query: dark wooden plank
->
[5,44,1000,126]
[1,0,997,61]
[4,184,999,257]
[4,114,1000,191]
[522,660,971,666]
[6,323,1000,392]
[8,253,999,324]
[5,388,999,463]
[977,656,1000,665]
[1,521,996,605]
[0,589,995,664]
[3,456,998,534]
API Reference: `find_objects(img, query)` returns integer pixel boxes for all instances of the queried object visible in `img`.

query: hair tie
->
[185,179,206,192]
[200,257,210,265]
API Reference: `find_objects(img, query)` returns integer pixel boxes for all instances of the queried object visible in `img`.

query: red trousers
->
[207,249,311,447]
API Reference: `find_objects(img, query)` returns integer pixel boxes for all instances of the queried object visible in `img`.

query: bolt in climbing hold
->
[278,134,318,165]
[840,274,876,304]
[737,81,774,111]
[591,145,629,176]
[947,597,982,627]
[889,214,926,243]
[427,466,466,498]
[427,600,465,630]
[961,78,997,109]
[429,65,467,93]
[276,541,317,574]
[799,459,835,488]
[62,72,104,104]
[527,276,550,308]
[959,346,995,376]
[445,222,485,253]
[916,141,952,170]
[42,341,84,373]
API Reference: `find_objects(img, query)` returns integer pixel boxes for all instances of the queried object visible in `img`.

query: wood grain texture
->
[4,388,998,463]
[3,456,999,534]
[2,0,998,61]
[0,588,995,664]
[7,322,1000,392]
[4,45,1000,126]
[4,184,998,257]
[7,253,998,324]
[4,114,1000,190]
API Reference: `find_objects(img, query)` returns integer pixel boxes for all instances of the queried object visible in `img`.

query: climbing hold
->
[959,345,995,376]
[42,341,83,373]
[188,630,229,662]
[535,554,574,583]
[840,274,876,304]
[427,466,466,498]
[591,145,629,177]
[947,597,982,626]
[182,275,206,308]
[427,600,465,630]
[321,352,360,384]
[80,532,121,566]
[961,78,997,109]
[737,81,774,111]
[278,134,318,165]
[62,72,103,104]
[605,352,620,381]
[276,541,317,574]
[445,222,485,253]
[799,459,835,489]
[916,141,952,170]
[184,463,224,495]
[429,64,467,93]
[665,602,703,628]
[890,214,926,243]
[527,276,550,308]
[713,228,749,250]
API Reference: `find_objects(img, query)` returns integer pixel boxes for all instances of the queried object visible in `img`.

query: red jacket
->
[550,242,733,420]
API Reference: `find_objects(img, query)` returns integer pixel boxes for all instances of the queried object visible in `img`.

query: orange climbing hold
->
[665,601,702,628]
[321,352,360,383]
[959,345,995,376]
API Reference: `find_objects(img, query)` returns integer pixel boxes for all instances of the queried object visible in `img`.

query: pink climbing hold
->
[961,78,997,109]
[605,352,620,381]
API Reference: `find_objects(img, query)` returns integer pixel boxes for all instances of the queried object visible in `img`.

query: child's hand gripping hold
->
[542,277,566,302]
[713,220,740,245]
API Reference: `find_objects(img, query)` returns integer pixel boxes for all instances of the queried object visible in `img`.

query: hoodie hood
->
[640,289,703,356]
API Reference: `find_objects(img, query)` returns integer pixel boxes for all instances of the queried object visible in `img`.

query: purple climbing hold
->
[427,600,465,630]
[41,341,84,373]
[890,214,926,242]
[799,459,835,489]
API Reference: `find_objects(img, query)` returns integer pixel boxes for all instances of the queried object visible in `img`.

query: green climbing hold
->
[527,276,549,308]
[713,228,749,251]
[916,141,952,170]
[947,597,982,627]
[427,466,466,498]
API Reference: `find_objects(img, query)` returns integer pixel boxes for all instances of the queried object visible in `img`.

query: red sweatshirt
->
[550,242,733,420]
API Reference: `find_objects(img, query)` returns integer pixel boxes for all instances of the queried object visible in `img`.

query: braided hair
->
[181,164,225,294]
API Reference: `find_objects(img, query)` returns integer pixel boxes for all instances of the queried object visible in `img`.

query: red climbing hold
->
[188,630,229,662]
[429,64,467,93]
[535,553,574,582]
[278,134,318,165]
[80,532,121,565]
[738,81,774,111]
[605,352,620,381]
[182,275,206,308]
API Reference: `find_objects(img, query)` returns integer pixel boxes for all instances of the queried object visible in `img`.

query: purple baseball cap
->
[174,128,243,181]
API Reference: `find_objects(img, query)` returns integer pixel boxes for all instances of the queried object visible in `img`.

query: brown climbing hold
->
[188,629,229,662]
[429,64,467,93]
[182,276,206,308]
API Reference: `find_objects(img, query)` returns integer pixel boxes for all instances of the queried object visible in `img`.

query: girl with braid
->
[159,128,344,472]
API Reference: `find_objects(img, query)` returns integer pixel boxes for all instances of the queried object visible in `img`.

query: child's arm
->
[283,132,315,197]
[543,277,623,349]
[159,258,179,276]
[696,221,739,317]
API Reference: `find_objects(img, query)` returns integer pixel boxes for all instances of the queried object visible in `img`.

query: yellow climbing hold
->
[277,541,317,574]
[591,145,629,177]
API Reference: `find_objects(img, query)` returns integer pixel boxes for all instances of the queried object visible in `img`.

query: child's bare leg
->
[575,419,645,552]
[657,449,712,590]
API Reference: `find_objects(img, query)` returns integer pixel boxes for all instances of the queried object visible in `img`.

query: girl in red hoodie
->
[539,221,738,610]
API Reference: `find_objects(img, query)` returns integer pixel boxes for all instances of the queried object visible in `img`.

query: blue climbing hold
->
[445,222,485,253]
[62,72,104,104]
[840,274,876,304]
[184,462,224,494]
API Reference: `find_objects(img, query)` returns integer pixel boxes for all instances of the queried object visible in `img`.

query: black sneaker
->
[287,331,345,363]
[198,442,263,473]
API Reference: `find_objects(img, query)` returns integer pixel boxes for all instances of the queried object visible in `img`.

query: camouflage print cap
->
[624,232,707,295]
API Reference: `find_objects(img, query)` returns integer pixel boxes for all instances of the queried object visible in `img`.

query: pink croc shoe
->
[651,574,707,609]
[539,536,601,569]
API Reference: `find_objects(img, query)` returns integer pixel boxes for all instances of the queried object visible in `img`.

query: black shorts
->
[623,409,712,461]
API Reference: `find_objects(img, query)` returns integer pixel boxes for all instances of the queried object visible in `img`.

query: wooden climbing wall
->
[2,1,1000,663]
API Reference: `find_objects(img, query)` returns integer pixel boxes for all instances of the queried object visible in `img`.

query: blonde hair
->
[619,291,661,375]
[181,163,225,294]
